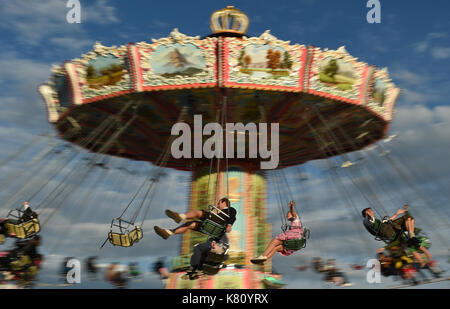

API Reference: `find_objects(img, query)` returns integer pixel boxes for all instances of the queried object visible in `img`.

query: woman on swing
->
[251,201,304,265]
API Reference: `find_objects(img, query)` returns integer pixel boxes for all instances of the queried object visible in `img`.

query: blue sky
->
[0,0,449,289]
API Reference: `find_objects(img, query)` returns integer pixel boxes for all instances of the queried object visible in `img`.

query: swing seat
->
[108,219,142,247]
[283,238,306,251]
[4,219,40,239]
[202,249,229,275]
[199,219,226,238]
[282,228,310,251]
[4,209,40,239]
[202,263,223,276]
[10,255,32,271]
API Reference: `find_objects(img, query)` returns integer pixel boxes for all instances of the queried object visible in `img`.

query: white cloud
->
[431,46,450,59]
[412,31,450,60]
[49,37,94,49]
[434,106,450,123]
[0,0,119,48]
[391,69,425,86]
[414,41,428,53]
[428,32,448,39]
[83,0,120,25]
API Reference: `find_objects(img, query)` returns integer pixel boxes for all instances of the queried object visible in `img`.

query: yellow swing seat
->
[108,218,142,247]
[4,209,40,239]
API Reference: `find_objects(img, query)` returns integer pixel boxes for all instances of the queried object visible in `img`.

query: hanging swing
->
[282,228,310,251]
[201,242,230,276]
[198,204,230,239]
[102,169,159,249]
[107,218,143,247]
[4,208,40,239]
[102,107,187,249]
[273,169,310,253]
[198,100,231,240]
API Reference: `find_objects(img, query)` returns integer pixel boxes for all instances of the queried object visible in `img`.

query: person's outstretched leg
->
[251,239,284,264]
[412,251,426,268]
[419,247,432,261]
[266,244,284,259]
[154,221,198,240]
[166,209,203,223]
[405,218,415,238]
[173,222,198,235]
[263,239,283,257]
[191,242,211,270]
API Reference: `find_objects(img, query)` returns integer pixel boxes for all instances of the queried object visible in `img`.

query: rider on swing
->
[184,239,228,280]
[154,197,237,240]
[251,201,303,265]
[0,202,38,241]
[362,204,421,248]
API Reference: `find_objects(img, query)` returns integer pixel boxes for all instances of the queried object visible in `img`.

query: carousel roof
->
[39,6,399,170]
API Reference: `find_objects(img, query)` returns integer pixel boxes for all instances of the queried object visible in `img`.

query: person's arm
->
[287,201,297,219]
[226,208,236,233]
[389,205,408,221]
[377,247,386,254]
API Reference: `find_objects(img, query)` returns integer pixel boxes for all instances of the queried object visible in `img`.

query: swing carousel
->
[37,6,401,288]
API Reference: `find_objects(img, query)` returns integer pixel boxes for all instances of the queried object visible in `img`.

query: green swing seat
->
[199,219,226,239]
[282,228,310,251]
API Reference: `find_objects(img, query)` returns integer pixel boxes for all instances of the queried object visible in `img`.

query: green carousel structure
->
[39,6,399,289]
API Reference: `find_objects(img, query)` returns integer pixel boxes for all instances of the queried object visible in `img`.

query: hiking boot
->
[165,210,183,224]
[154,226,173,240]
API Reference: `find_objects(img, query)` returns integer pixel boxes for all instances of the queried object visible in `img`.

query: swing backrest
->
[282,228,310,251]
[108,232,131,247]
[199,219,226,238]
[202,253,227,276]
[4,209,40,239]
[283,238,306,251]
[4,219,40,239]
[108,219,142,247]
[128,227,143,243]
